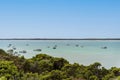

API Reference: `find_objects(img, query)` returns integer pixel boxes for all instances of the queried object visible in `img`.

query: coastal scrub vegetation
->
[0,49,120,80]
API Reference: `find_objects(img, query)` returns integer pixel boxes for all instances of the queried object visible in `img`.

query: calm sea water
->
[0,40,120,68]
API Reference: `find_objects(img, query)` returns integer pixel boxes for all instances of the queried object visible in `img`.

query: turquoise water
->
[0,40,120,68]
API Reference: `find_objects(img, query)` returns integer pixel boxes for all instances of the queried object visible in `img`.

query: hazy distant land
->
[0,38,120,40]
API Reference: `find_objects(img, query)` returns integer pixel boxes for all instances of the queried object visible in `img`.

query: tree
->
[52,57,69,70]
[62,63,82,78]
[111,67,120,76]
[21,73,40,80]
[33,60,53,74]
[0,61,18,80]
[32,54,52,61]
[88,62,102,78]
[40,70,67,80]
[102,73,114,80]
[89,75,99,80]
[84,70,93,80]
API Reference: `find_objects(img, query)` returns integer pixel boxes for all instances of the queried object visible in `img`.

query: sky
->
[0,0,120,38]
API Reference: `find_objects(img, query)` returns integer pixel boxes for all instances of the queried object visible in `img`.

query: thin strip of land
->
[0,38,120,40]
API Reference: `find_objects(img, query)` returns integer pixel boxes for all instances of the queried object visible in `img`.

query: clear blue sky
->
[0,0,120,38]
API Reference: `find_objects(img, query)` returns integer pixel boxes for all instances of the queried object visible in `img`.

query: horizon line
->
[0,38,120,40]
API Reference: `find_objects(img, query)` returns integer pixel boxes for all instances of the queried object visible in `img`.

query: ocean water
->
[0,40,120,68]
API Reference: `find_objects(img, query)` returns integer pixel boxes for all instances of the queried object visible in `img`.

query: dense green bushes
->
[0,49,120,80]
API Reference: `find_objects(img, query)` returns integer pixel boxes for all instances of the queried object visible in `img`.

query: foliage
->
[0,49,120,80]
[0,61,18,80]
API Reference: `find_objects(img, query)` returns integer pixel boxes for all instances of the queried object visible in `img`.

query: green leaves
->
[0,49,120,80]
[0,61,18,79]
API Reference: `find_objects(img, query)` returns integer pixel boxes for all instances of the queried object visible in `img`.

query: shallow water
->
[0,40,120,68]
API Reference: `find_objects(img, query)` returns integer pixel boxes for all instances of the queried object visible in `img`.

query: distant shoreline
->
[0,38,120,40]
